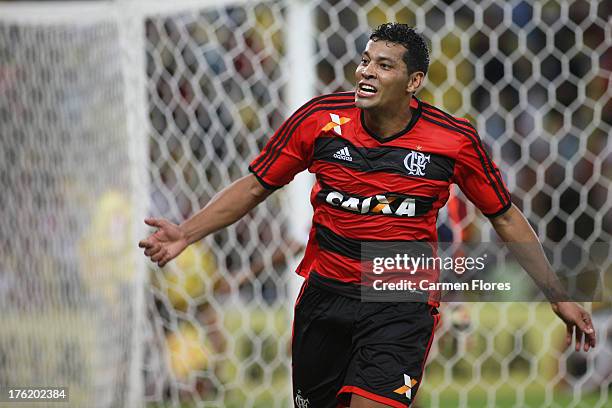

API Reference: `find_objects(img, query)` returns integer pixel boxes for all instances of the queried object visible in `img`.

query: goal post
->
[0,2,150,407]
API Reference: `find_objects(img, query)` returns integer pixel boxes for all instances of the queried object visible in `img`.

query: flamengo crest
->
[295,390,309,408]
[403,150,430,176]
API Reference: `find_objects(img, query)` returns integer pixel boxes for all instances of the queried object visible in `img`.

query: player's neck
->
[362,103,413,140]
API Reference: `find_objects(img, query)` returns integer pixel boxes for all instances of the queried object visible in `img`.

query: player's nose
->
[362,65,376,79]
[358,62,376,79]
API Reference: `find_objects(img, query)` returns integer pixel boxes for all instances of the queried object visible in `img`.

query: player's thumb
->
[144,217,165,228]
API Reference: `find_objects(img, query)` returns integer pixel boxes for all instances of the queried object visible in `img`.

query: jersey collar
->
[359,95,422,144]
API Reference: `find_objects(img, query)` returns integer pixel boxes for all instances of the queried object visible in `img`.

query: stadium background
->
[0,0,610,407]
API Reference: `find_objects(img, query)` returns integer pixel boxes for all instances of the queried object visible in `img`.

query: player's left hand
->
[551,301,596,352]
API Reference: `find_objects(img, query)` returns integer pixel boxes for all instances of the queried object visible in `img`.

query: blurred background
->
[0,0,610,407]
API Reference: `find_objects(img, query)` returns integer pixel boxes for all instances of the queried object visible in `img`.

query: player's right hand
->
[138,218,188,267]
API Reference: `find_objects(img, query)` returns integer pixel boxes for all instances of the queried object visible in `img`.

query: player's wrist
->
[550,301,579,313]
[181,222,211,247]
[178,222,196,246]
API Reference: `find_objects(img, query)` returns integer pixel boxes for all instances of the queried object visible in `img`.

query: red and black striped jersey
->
[249,91,511,294]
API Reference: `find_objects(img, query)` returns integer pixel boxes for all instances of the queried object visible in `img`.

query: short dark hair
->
[370,23,430,75]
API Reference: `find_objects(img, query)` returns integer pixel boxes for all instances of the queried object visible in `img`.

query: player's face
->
[355,40,421,110]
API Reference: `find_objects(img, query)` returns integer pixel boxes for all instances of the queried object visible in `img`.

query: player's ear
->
[406,71,425,93]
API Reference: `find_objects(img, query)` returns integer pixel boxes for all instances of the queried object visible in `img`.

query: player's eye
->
[360,58,368,65]
[380,63,391,69]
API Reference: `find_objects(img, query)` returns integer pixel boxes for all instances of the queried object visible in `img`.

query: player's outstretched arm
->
[138,173,272,267]
[489,204,596,352]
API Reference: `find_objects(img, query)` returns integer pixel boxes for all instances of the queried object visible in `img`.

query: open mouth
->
[357,83,378,97]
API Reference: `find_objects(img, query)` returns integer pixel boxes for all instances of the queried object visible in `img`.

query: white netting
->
[309,1,611,407]
[0,9,147,408]
[1,0,610,407]
[142,2,297,407]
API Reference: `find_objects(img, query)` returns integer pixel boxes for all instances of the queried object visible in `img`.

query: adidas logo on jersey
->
[333,147,352,162]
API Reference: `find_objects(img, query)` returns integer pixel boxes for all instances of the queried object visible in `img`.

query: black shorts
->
[292,273,440,408]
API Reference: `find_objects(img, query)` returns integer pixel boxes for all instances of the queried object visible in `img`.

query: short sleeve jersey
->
[249,92,511,286]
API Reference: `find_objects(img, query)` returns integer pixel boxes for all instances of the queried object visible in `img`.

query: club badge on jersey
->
[404,150,431,177]
[294,390,309,408]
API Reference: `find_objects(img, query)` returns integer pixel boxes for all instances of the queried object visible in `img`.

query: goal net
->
[0,0,610,407]
[0,3,148,408]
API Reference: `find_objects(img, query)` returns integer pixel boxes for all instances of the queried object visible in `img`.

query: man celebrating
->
[140,23,596,408]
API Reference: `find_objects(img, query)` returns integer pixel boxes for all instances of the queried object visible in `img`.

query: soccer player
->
[139,23,596,408]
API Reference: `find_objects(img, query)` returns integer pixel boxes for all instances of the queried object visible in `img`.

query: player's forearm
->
[490,204,567,302]
[179,174,272,245]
